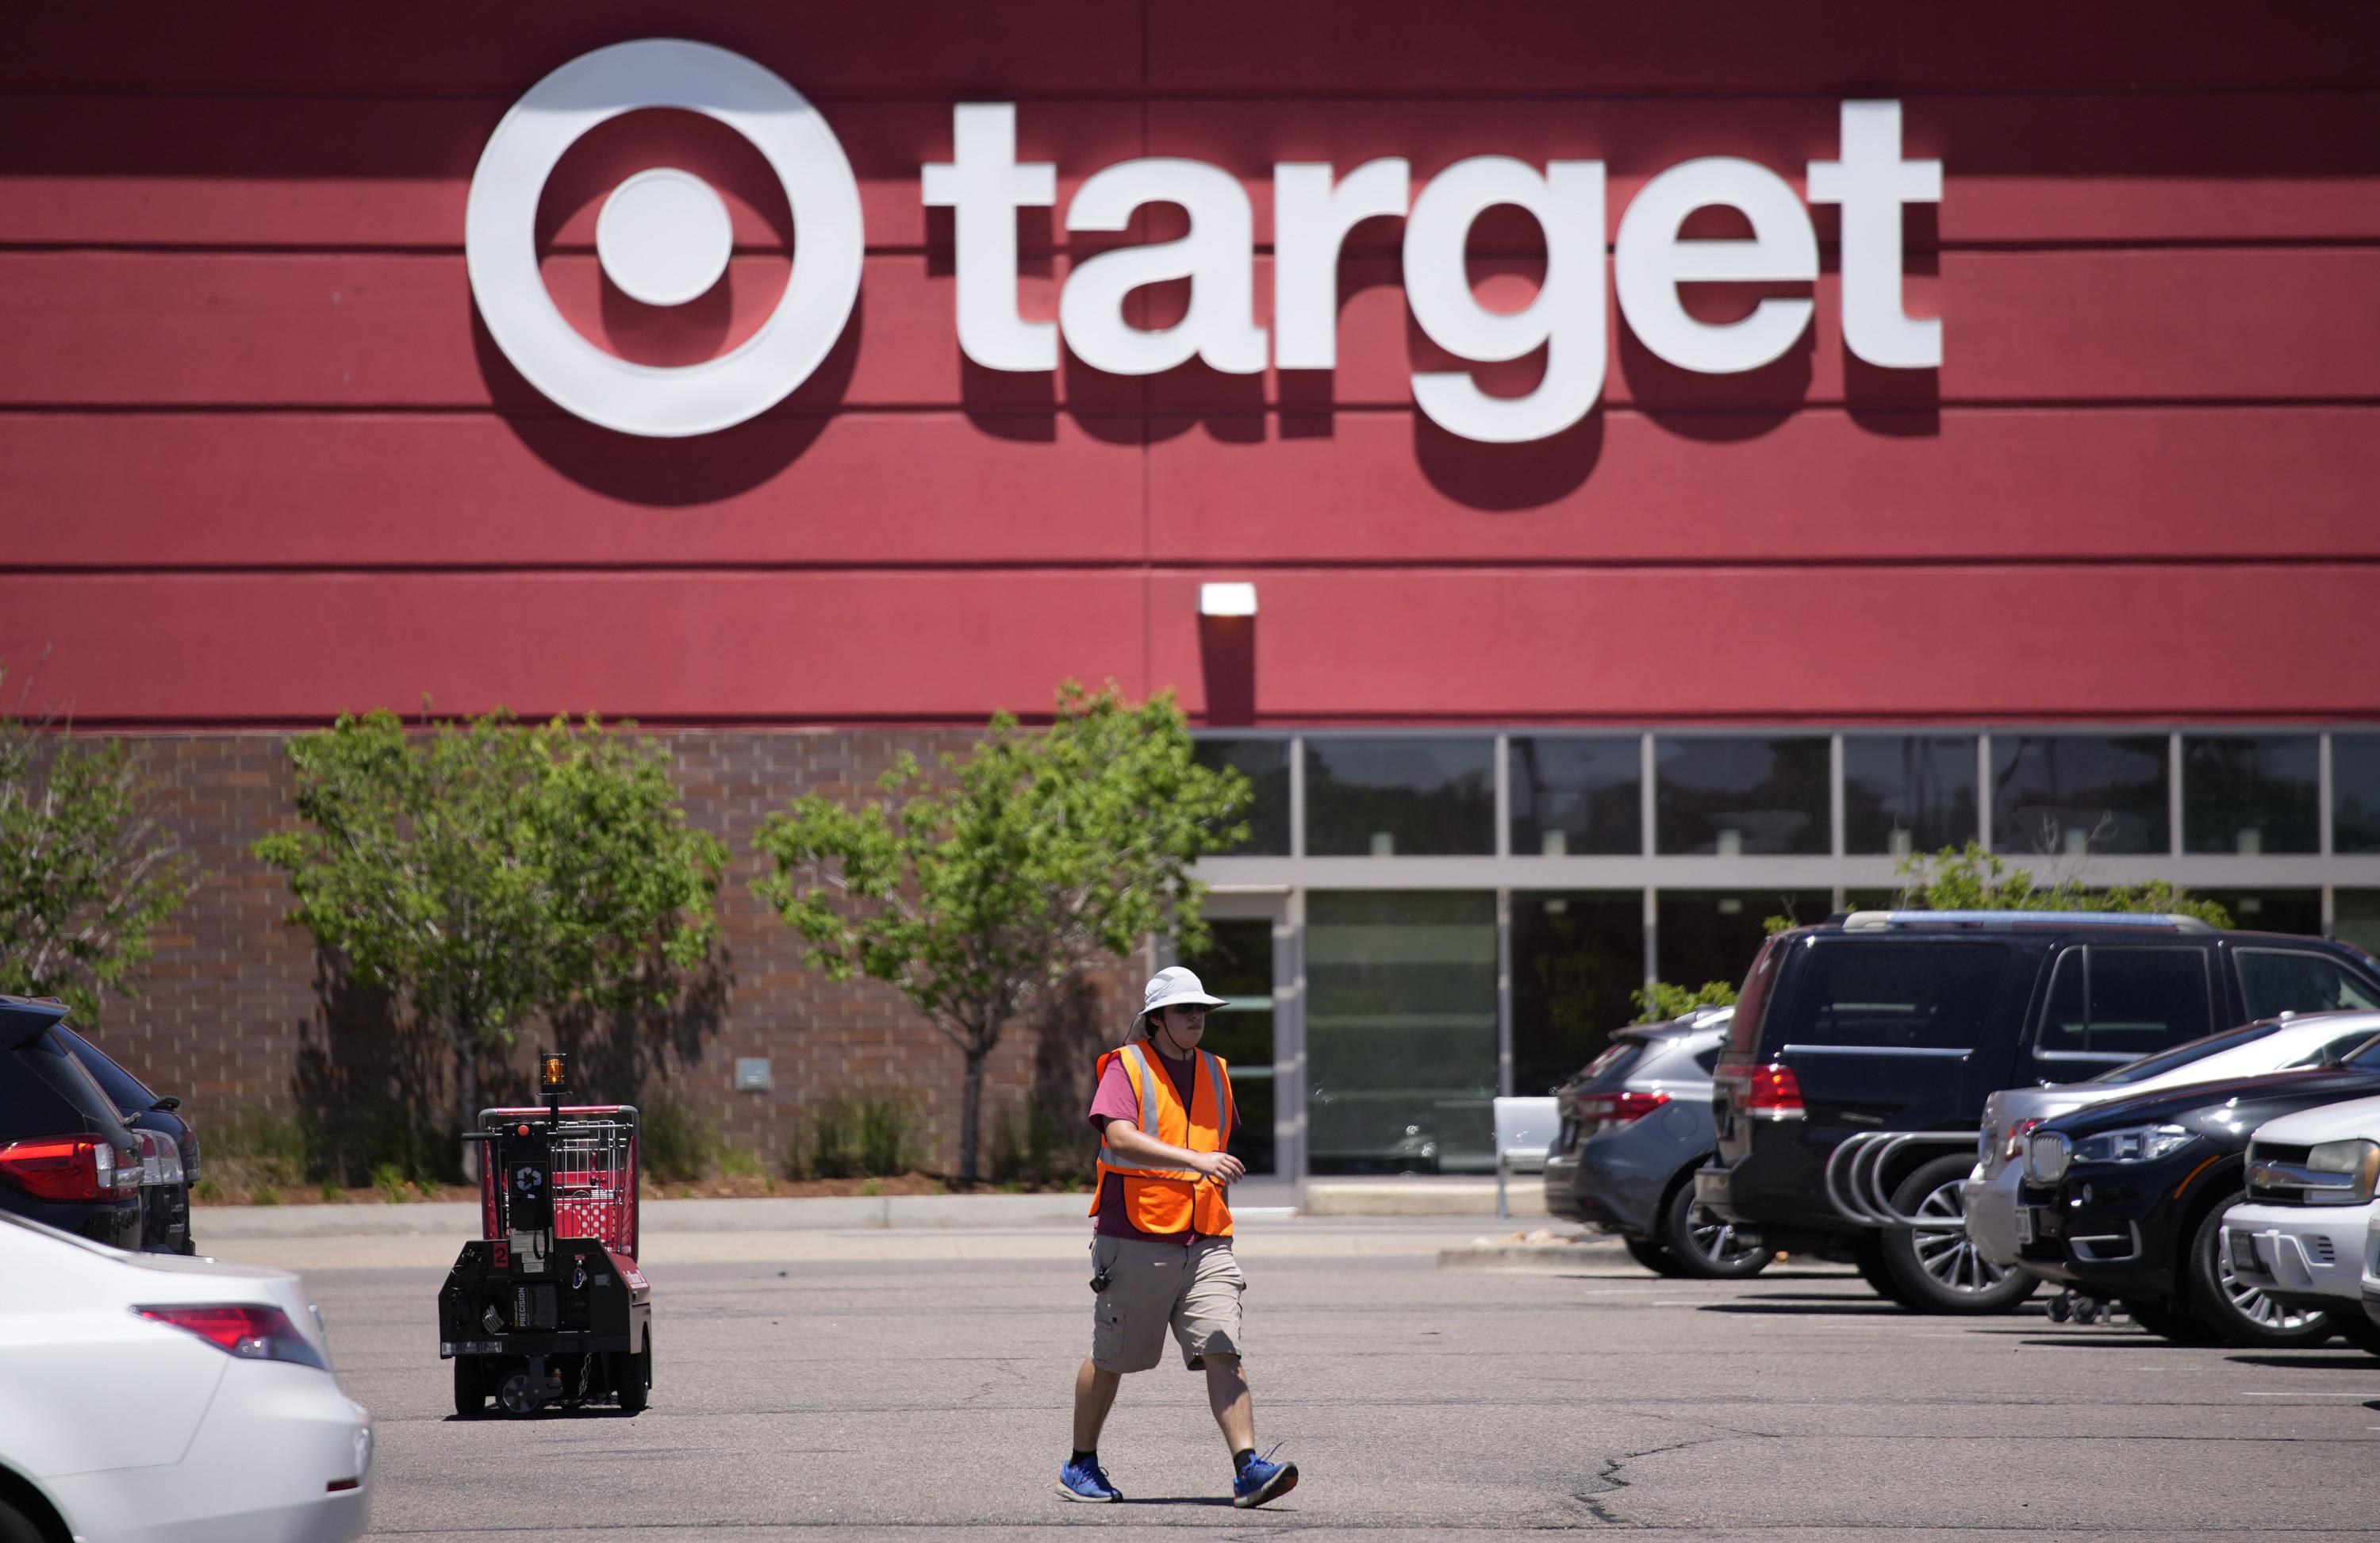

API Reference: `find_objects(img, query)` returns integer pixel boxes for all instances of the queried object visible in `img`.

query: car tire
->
[617,1329,651,1412]
[2182,1201,2333,1349]
[1852,1233,1913,1307]
[453,1356,486,1418]
[1656,1180,1775,1280]
[2121,1298,2221,1345]
[1623,1237,1688,1277]
[0,1495,48,1543]
[1876,1154,2041,1315]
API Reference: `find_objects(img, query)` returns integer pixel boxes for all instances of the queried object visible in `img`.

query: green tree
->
[253,709,725,1174]
[1889,842,2232,927]
[1630,980,1739,1024]
[753,685,1249,1183]
[0,670,193,1019]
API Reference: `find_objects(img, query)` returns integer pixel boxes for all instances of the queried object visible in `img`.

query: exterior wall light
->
[1200,582,1258,617]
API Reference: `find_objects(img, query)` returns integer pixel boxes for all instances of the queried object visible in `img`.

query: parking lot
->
[297,1223,2380,1541]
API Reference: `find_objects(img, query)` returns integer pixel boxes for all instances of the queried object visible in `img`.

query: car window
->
[1693,1046,1722,1076]
[1773,942,2007,1051]
[8,1031,128,1137]
[2086,1019,2281,1085]
[2237,950,2380,1020]
[2280,1027,2380,1069]
[2036,946,2212,1061]
[50,1023,159,1113]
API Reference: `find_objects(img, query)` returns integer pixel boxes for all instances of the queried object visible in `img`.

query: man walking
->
[1058,965,1300,1509]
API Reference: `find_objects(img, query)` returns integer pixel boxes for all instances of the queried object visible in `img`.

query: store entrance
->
[1174,898,1296,1177]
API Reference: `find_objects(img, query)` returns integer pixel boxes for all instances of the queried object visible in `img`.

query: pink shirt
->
[1088,1044,1232,1242]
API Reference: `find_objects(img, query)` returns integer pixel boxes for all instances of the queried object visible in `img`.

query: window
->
[2236,949,2380,1021]
[1175,917,1277,1175]
[1192,738,1291,856]
[1655,736,1829,856]
[2198,890,2321,937]
[1990,735,2170,856]
[1510,893,1644,1095]
[2335,736,2380,854]
[2284,1027,2380,1069]
[1304,891,1498,1173]
[1304,738,1494,857]
[1843,735,1979,856]
[1773,942,2008,1052]
[1655,891,1833,999]
[2090,1022,2279,1086]
[1509,736,1640,857]
[2182,735,2317,855]
[2034,946,2213,1061]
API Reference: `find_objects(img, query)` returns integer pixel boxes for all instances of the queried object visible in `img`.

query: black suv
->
[54,1021,199,1253]
[0,996,144,1248]
[1696,911,2380,1313]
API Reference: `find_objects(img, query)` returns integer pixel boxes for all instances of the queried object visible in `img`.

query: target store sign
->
[469,39,1943,443]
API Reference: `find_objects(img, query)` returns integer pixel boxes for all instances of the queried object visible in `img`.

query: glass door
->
[1176,893,1298,1177]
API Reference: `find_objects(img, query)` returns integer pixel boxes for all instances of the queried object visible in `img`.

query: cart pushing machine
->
[439,1052,652,1415]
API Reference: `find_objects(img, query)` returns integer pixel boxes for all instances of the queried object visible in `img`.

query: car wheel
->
[453,1356,486,1418]
[2122,1298,2221,1345]
[2184,1202,2332,1348]
[2327,1307,2380,1357]
[0,1495,48,1543]
[1851,1233,1913,1306]
[1656,1180,1775,1280]
[1877,1154,2041,1314]
[1623,1237,1688,1276]
[617,1329,651,1412]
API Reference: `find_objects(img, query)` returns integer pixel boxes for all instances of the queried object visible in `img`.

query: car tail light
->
[0,1135,117,1200]
[1575,1090,1672,1135]
[134,1304,329,1370]
[2001,1117,2043,1161]
[1719,1062,1805,1120]
[134,1130,185,1186]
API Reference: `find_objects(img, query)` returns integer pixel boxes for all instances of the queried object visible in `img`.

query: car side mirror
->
[151,1095,180,1111]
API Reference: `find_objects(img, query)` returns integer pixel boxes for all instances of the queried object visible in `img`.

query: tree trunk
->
[958,1042,988,1184]
[455,1030,481,1184]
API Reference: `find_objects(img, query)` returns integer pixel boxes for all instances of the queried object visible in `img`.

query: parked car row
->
[0,994,199,1255]
[1549,910,2380,1350]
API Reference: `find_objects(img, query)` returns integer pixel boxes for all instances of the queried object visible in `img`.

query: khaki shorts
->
[1089,1235,1246,1373]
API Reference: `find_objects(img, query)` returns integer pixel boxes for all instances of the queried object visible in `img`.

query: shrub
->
[370,1162,412,1203]
[204,1108,314,1194]
[791,1090,920,1180]
[716,1144,766,1180]
[1631,980,1739,1025]
[989,1100,1096,1188]
[639,1080,720,1184]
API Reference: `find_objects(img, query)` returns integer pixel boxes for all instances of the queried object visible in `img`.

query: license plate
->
[2014,1207,2034,1246]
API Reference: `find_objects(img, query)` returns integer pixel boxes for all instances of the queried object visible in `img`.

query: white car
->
[0,1211,371,1543]
[1963,1011,2380,1269]
[2222,1093,2380,1351]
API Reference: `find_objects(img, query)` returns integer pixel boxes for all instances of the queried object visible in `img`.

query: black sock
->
[1233,1448,1256,1473]
[1071,1449,1097,1468]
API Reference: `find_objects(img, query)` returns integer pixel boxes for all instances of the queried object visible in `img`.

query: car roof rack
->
[1839,909,2214,933]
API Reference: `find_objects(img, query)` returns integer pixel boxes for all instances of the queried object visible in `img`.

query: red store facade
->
[6,3,2380,1176]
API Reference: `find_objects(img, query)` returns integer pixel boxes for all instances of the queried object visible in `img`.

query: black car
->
[2015,1060,2380,1345]
[53,1021,199,1254]
[1697,910,2380,1314]
[0,996,144,1249]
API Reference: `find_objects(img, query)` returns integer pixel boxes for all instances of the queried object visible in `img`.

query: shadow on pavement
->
[1698,1301,1909,1316]
[2224,1353,2380,1372]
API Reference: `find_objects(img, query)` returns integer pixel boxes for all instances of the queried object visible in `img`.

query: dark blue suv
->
[0,996,143,1248]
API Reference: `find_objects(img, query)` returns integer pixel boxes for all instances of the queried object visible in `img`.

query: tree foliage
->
[1888,842,2232,928]
[253,709,725,1166]
[1630,979,1740,1024]
[0,670,193,1020]
[752,685,1249,1182]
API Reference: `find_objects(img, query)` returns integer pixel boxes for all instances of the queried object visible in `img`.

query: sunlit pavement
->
[307,1234,2380,1541]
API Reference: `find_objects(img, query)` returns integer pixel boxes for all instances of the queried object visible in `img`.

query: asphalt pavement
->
[297,1223,2380,1541]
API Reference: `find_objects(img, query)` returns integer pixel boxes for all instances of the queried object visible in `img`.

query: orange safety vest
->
[1088,1039,1237,1238]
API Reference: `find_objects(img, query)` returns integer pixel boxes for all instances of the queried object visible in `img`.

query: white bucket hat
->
[1142,965,1227,1016]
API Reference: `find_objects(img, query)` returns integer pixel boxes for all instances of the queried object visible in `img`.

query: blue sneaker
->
[1057,1456,1122,1503]
[1232,1446,1299,1509]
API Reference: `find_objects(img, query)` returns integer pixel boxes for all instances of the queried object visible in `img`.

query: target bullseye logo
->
[465,39,863,438]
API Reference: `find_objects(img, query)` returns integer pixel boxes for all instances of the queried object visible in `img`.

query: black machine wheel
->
[1656,1181,1775,1280]
[2124,1297,2221,1345]
[1876,1155,2040,1315]
[2182,1201,2332,1348]
[452,1356,486,1418]
[0,1494,51,1543]
[2326,1307,2380,1357]
[1853,1232,1914,1307]
[1624,1237,1689,1277]
[617,1328,651,1412]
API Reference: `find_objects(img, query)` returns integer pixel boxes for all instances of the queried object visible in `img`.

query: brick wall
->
[73,727,1139,1176]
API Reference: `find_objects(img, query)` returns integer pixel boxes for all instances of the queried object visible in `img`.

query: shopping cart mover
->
[439,1052,652,1415]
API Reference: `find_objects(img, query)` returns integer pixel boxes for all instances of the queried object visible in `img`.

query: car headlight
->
[2303,1138,2380,1204]
[2026,1130,2070,1184]
[2072,1123,2195,1165]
